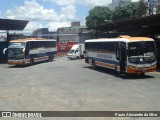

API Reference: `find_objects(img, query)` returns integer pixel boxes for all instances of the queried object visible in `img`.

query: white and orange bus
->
[3,38,57,65]
[84,36,157,75]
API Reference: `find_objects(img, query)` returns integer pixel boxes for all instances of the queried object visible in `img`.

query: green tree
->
[112,2,138,22]
[136,0,147,18]
[85,6,112,28]
[156,0,160,13]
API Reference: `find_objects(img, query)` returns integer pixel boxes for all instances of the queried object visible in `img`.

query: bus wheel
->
[92,61,96,69]
[30,59,34,66]
[85,58,88,63]
[52,55,54,60]
[119,72,127,78]
[48,56,52,62]
[139,73,145,76]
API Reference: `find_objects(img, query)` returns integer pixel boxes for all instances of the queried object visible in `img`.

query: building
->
[57,22,91,51]
[71,22,80,27]
[57,22,81,43]
[108,0,132,10]
[32,28,57,39]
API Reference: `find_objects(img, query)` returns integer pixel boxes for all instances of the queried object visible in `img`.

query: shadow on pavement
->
[123,74,154,80]
[83,66,155,80]
[83,66,120,78]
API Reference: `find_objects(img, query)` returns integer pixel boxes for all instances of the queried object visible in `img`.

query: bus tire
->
[139,73,145,76]
[48,56,52,62]
[85,58,89,63]
[30,59,34,66]
[80,55,84,59]
[92,61,96,69]
[119,72,127,78]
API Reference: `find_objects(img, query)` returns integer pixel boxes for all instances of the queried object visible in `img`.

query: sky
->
[0,0,139,33]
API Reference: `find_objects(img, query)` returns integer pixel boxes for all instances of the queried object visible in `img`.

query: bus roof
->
[10,38,56,42]
[85,37,154,43]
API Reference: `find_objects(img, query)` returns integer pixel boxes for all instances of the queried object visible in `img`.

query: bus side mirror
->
[116,49,120,60]
[3,48,7,54]
[23,48,25,55]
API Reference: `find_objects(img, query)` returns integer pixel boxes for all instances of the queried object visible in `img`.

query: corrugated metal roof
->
[0,18,29,31]
[88,14,160,34]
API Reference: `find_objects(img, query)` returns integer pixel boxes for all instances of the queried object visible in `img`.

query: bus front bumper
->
[127,65,157,74]
[8,59,25,65]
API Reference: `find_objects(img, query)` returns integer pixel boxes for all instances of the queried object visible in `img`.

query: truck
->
[67,44,84,60]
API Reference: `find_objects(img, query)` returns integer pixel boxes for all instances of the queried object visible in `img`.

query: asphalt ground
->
[0,56,160,120]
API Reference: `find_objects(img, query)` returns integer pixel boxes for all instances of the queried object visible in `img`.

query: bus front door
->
[120,43,126,74]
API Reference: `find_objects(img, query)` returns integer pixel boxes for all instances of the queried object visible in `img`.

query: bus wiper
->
[135,56,139,65]
[144,53,152,63]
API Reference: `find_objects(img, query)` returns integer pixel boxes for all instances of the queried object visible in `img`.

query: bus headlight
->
[128,65,136,69]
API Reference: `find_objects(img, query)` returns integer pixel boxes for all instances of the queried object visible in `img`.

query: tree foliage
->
[136,0,148,18]
[85,1,149,28]
[112,2,138,22]
[85,6,112,28]
[157,0,160,13]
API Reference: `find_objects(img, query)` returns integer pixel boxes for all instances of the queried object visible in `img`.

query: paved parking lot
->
[0,56,160,119]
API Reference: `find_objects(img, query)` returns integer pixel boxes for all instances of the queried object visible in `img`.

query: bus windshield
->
[9,42,25,48]
[8,42,25,60]
[128,41,156,63]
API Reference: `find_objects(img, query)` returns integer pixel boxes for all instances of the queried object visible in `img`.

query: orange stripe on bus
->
[8,61,25,65]
[127,65,157,74]
[115,66,120,71]
[95,61,115,69]
[34,57,48,62]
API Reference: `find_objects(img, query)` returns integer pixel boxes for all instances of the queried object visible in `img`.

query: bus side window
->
[54,41,56,47]
[116,42,120,60]
[41,41,45,48]
[50,42,52,47]
[116,49,120,60]
[50,41,52,47]
[30,41,33,49]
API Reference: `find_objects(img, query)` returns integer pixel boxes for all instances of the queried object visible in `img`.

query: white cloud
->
[45,0,112,7]
[5,1,59,21]
[4,0,76,32]
[47,22,70,31]
[24,22,43,31]
[80,0,112,7]
[60,5,76,21]
[44,0,76,6]
[132,0,139,2]
[0,10,2,18]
